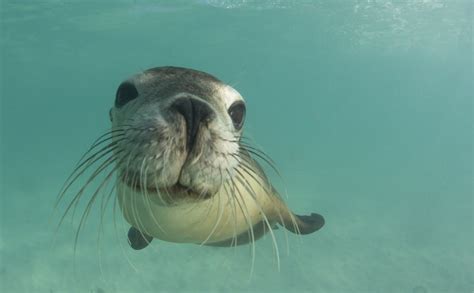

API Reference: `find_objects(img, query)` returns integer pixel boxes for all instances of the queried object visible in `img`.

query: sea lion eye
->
[228,101,246,130]
[115,82,138,108]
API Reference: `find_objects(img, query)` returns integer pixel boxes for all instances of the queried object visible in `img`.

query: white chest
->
[117,176,276,244]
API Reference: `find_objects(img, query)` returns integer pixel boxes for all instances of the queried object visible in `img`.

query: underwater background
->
[1,0,472,292]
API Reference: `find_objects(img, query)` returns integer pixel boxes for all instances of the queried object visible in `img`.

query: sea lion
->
[58,66,324,252]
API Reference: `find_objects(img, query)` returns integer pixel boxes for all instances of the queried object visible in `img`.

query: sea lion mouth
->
[120,173,212,200]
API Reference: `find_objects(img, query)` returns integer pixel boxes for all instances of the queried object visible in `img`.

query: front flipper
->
[127,227,153,250]
[206,213,324,247]
[280,212,325,235]
[293,213,325,234]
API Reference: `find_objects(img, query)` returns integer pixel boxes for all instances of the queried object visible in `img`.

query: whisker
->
[114,180,139,272]
[69,151,123,222]
[70,124,133,169]
[96,180,117,284]
[128,157,141,245]
[73,162,120,256]
[142,161,167,236]
[199,187,224,246]
[56,141,124,209]
[238,147,281,181]
[238,142,277,167]
[129,156,155,247]
[222,182,238,248]
[57,152,121,234]
[85,129,125,152]
[234,168,281,272]
[238,138,290,201]
[230,154,268,191]
[227,172,256,278]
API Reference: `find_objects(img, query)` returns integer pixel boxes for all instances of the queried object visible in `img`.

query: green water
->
[1,1,472,292]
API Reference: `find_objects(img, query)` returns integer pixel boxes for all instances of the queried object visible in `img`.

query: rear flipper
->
[128,227,153,250]
[279,212,325,235]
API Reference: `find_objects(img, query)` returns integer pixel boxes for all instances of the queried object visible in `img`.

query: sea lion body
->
[62,66,324,250]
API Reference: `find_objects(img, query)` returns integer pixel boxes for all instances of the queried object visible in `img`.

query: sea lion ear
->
[127,227,153,250]
[109,108,113,122]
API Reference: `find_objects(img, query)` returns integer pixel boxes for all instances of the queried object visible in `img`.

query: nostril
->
[172,97,193,124]
[171,97,214,151]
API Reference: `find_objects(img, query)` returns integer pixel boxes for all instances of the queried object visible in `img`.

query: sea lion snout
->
[170,97,215,151]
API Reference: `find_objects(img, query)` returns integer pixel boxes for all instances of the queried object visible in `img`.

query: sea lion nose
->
[171,97,214,151]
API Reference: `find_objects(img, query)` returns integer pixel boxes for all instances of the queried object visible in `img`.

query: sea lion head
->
[110,67,247,203]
